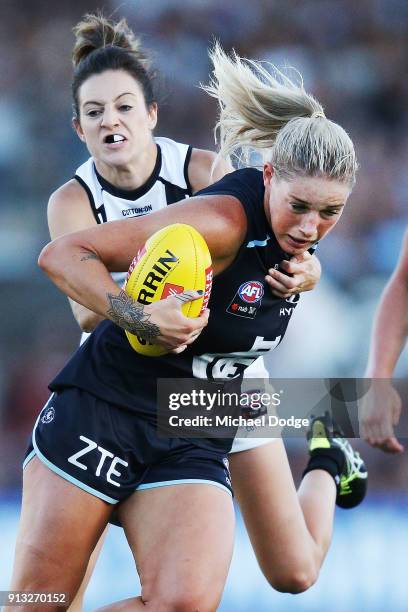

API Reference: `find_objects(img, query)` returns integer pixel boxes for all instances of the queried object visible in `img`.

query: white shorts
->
[229,357,278,454]
[229,437,277,453]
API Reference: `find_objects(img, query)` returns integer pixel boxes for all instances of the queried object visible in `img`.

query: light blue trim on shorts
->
[136,478,232,496]
[31,412,119,505]
[23,449,36,470]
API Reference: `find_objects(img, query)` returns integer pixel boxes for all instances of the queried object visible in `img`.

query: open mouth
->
[104,134,126,144]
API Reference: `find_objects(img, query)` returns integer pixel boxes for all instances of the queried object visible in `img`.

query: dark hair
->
[72,13,156,118]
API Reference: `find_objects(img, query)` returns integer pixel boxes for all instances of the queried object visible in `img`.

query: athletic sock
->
[302,447,345,485]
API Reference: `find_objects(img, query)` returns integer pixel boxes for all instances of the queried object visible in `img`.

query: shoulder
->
[48,179,97,239]
[197,167,264,201]
[48,179,89,213]
[170,192,248,270]
[188,148,233,193]
[155,137,191,190]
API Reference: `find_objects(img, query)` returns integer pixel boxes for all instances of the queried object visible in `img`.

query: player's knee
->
[160,591,219,612]
[145,581,221,611]
[274,570,318,594]
[263,562,318,594]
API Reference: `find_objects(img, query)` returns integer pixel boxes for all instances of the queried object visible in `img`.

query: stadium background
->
[0,0,407,609]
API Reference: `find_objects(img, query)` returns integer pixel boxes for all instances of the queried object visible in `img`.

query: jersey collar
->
[93,145,162,201]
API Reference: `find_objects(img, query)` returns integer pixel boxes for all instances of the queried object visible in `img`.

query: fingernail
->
[197,290,203,295]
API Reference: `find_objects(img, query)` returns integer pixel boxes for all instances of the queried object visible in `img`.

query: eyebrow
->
[291,196,344,209]
[83,92,136,107]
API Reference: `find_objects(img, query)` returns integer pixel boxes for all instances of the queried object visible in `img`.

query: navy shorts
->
[24,388,232,506]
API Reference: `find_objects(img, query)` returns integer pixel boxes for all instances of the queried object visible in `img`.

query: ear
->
[72,117,86,142]
[263,162,274,187]
[148,102,158,131]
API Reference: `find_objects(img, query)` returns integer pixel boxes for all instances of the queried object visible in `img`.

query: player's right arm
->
[360,230,408,453]
[39,194,247,352]
[47,180,104,333]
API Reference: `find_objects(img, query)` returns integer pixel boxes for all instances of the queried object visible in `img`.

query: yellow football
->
[124,223,212,356]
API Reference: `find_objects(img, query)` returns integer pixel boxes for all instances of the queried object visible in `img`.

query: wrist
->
[365,368,394,379]
[365,357,396,379]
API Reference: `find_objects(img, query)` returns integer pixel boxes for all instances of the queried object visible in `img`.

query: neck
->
[94,140,158,191]
[263,188,271,226]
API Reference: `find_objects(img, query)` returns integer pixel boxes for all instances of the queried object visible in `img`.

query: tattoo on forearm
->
[80,251,101,262]
[106,290,161,342]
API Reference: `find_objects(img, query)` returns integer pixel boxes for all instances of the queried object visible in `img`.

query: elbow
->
[267,566,319,594]
[38,240,58,279]
[79,321,95,334]
[38,236,69,289]
[78,313,100,334]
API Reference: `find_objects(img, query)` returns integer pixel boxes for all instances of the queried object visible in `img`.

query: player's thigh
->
[229,441,312,570]
[118,484,235,609]
[68,527,109,612]
[10,457,111,597]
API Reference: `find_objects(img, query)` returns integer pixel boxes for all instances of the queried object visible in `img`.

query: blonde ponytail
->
[203,43,357,185]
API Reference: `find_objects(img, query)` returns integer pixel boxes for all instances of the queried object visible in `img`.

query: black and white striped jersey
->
[74,136,193,289]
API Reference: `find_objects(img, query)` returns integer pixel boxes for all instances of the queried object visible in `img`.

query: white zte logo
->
[68,435,128,487]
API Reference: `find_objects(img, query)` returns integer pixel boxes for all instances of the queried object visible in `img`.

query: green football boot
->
[307,412,368,509]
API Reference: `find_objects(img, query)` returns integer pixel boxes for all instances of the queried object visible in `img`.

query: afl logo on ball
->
[41,407,55,424]
[238,281,264,303]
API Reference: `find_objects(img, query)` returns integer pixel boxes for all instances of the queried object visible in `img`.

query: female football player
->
[7,27,366,612]
[49,14,323,612]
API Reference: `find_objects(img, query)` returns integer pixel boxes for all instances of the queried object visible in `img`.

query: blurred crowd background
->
[1,1,408,609]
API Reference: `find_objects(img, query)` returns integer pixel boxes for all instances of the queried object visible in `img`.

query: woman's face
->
[73,69,157,167]
[263,163,350,255]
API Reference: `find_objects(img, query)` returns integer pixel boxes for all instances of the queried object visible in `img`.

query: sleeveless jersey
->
[74,136,193,288]
[50,168,300,417]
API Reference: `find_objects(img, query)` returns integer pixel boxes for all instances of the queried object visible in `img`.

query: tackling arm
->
[47,180,105,332]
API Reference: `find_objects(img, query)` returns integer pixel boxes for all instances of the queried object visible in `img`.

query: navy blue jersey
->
[50,168,300,417]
